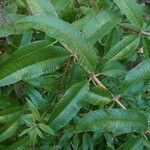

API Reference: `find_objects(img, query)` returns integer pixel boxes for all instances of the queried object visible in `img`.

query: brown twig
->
[89,73,127,109]
[61,43,78,60]
[42,51,73,118]
[88,72,126,109]
[91,73,108,90]
[113,96,126,110]
[59,57,72,94]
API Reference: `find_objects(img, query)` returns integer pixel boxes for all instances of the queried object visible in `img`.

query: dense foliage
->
[0,0,150,149]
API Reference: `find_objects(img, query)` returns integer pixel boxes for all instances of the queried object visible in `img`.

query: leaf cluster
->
[0,0,150,149]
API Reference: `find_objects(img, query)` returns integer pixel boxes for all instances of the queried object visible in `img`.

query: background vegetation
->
[0,0,150,149]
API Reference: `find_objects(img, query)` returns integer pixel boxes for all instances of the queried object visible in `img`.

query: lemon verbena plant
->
[0,0,150,149]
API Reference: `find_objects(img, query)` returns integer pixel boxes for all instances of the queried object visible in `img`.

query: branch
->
[62,43,127,109]
[118,24,150,36]
[92,75,126,109]
[61,43,73,54]
[59,57,72,93]
[61,43,78,60]
[113,96,126,110]
[88,72,107,90]
[141,31,150,36]
[87,71,127,109]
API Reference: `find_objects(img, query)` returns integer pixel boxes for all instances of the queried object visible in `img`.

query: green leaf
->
[83,10,122,44]
[0,43,69,86]
[48,81,89,131]
[0,96,20,109]
[24,74,57,91]
[17,114,34,126]
[27,86,47,110]
[27,100,41,121]
[118,137,144,150]
[103,35,140,61]
[84,85,112,106]
[113,0,143,27]
[0,106,22,123]
[19,128,30,137]
[91,85,112,98]
[144,139,150,149]
[123,81,145,96]
[26,0,58,16]
[0,14,28,38]
[51,0,71,13]
[7,136,29,150]
[104,133,114,149]
[0,25,27,38]
[39,123,54,135]
[100,60,127,78]
[17,15,97,71]
[77,109,148,134]
[29,127,37,145]
[125,59,150,84]
[142,37,150,58]
[84,92,112,107]
[82,133,90,150]
[72,9,97,30]
[0,122,18,142]
[20,31,32,46]
[104,28,123,53]
[0,40,50,68]
[36,128,45,139]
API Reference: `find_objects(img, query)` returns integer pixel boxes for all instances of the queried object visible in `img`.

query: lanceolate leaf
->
[104,28,123,52]
[0,106,22,123]
[39,123,54,135]
[51,0,71,13]
[26,0,58,16]
[7,136,29,150]
[100,60,127,77]
[27,86,47,110]
[84,92,112,107]
[20,32,33,46]
[0,122,18,142]
[0,14,28,38]
[113,0,143,27]
[24,75,57,91]
[103,35,140,61]
[17,15,97,71]
[125,59,150,83]
[29,127,37,145]
[0,96,20,109]
[72,8,97,30]
[142,37,150,58]
[27,100,41,121]
[118,137,144,150]
[77,109,148,134]
[84,85,112,106]
[48,81,89,131]
[0,40,51,67]
[83,10,122,44]
[123,81,145,96]
[0,25,27,38]
[0,44,69,86]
